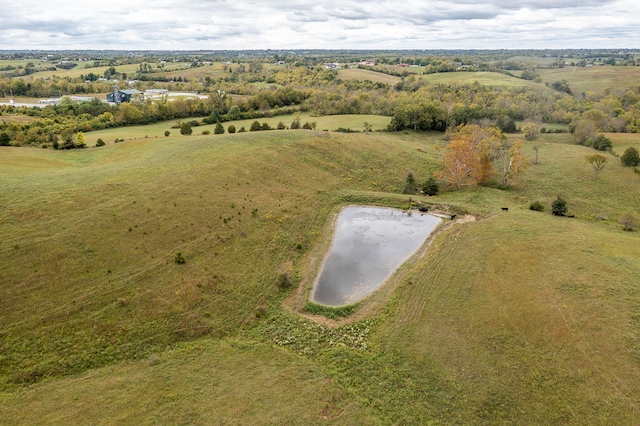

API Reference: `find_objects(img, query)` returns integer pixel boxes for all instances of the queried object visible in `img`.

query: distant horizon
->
[1,48,639,54]
[2,1,639,51]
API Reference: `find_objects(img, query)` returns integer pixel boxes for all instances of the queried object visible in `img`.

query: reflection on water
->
[312,206,441,306]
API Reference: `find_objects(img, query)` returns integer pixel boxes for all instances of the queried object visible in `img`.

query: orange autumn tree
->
[436,124,528,189]
[436,124,501,189]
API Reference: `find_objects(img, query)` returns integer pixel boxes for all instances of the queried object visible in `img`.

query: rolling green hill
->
[1,129,639,424]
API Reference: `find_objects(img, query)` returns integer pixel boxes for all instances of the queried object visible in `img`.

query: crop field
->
[1,123,640,424]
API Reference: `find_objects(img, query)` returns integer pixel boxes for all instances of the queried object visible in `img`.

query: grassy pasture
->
[537,65,640,94]
[0,59,50,68]
[337,68,402,85]
[0,130,430,389]
[13,62,192,80]
[418,71,543,89]
[152,62,231,81]
[1,128,640,423]
[84,113,392,145]
[17,63,140,80]
[501,55,559,66]
[0,339,375,425]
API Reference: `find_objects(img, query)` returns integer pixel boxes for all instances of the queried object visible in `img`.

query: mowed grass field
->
[1,128,640,424]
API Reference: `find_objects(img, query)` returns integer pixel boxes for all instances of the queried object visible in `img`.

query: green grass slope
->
[0,130,431,389]
[0,339,375,425]
[1,129,639,424]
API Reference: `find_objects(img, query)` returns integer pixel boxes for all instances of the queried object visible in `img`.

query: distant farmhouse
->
[106,85,143,104]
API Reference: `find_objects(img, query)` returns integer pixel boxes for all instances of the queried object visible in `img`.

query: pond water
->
[311,206,442,307]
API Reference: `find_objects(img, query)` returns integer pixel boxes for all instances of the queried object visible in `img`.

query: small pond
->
[311,206,442,307]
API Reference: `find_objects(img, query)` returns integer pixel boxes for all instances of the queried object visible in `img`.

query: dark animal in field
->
[501,207,508,211]
[567,214,575,218]
[418,206,429,212]
[450,214,457,220]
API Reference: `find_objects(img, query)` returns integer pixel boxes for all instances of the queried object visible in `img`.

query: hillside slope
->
[1,130,639,424]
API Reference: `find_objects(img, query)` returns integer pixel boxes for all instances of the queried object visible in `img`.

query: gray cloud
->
[0,0,637,50]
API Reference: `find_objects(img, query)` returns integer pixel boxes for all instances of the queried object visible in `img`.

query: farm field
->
[537,65,640,94]
[501,55,560,67]
[417,71,542,89]
[1,126,640,423]
[337,68,402,85]
[84,113,392,145]
[11,62,194,81]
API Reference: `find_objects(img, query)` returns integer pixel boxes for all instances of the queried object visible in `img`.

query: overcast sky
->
[1,0,638,50]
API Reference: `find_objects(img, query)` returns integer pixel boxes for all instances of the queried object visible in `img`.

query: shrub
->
[302,121,312,130]
[164,130,170,137]
[0,132,10,146]
[202,130,211,135]
[495,116,517,133]
[422,176,439,196]
[278,272,292,289]
[402,172,418,194]
[227,124,236,134]
[521,121,540,141]
[180,122,192,135]
[290,118,300,129]
[551,196,567,216]
[261,122,272,131]
[95,138,105,147]
[250,121,261,131]
[214,122,225,134]
[61,138,76,149]
[620,214,637,231]
[592,134,613,151]
[174,252,186,264]
[238,126,246,133]
[529,201,545,212]
[276,121,286,130]
[621,146,640,167]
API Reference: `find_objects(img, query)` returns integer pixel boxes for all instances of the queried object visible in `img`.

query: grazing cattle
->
[418,206,429,212]
[501,207,508,211]
[567,214,575,218]
[450,214,457,220]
